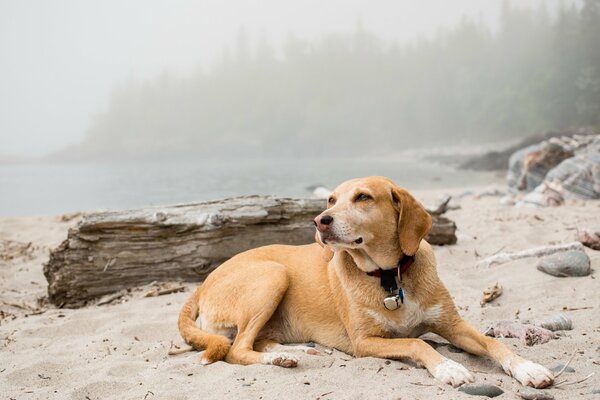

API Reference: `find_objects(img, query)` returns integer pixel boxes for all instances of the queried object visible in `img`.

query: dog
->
[177,176,553,388]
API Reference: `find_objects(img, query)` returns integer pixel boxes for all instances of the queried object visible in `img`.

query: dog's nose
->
[314,215,334,232]
[320,215,333,225]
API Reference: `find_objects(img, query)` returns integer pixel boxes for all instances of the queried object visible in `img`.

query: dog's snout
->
[314,214,334,232]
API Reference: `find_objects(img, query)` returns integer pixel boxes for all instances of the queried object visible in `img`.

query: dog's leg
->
[255,339,320,355]
[224,263,298,368]
[433,319,553,388]
[353,337,474,387]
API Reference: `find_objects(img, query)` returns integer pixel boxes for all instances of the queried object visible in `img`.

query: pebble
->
[550,363,575,373]
[536,250,591,277]
[458,384,504,398]
[519,388,555,400]
[591,389,600,395]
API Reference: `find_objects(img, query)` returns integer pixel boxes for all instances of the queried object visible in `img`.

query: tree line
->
[76,0,600,159]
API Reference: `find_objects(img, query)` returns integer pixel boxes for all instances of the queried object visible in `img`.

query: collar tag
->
[383,288,404,310]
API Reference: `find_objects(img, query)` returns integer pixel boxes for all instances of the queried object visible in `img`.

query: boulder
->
[508,134,600,203]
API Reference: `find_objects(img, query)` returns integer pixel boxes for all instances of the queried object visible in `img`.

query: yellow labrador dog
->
[178,176,553,388]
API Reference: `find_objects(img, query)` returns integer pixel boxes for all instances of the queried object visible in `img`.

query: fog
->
[0,0,586,159]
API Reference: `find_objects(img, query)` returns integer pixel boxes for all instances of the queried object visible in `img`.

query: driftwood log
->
[44,196,457,307]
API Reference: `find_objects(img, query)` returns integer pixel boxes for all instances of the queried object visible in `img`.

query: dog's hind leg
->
[224,262,298,368]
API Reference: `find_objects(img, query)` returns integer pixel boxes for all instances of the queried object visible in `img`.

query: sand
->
[1,189,599,400]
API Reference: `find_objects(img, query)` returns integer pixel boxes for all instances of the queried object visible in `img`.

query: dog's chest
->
[366,299,442,337]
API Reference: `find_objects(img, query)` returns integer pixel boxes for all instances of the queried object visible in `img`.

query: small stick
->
[553,377,568,386]
[554,349,577,379]
[97,293,125,306]
[490,245,506,256]
[554,372,595,388]
[2,301,35,311]
[167,345,194,356]
[144,286,185,297]
[477,242,584,268]
[562,306,592,311]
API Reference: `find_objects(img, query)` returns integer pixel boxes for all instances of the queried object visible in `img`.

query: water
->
[0,158,499,216]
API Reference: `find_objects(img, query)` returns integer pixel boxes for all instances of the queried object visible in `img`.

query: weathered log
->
[44,196,457,307]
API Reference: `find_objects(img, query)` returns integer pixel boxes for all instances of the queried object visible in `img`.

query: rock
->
[550,363,575,373]
[519,388,555,400]
[518,181,564,207]
[537,250,591,277]
[577,227,600,250]
[591,389,600,395]
[460,131,585,172]
[525,314,573,331]
[543,136,600,199]
[458,383,504,398]
[507,133,599,198]
[508,141,574,192]
[487,321,554,346]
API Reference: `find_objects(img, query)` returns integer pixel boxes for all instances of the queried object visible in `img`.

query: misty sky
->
[0,0,569,157]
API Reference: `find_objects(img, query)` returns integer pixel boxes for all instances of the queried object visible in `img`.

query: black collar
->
[366,255,414,293]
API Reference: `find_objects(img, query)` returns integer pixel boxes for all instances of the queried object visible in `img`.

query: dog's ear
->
[315,231,334,261]
[391,187,432,256]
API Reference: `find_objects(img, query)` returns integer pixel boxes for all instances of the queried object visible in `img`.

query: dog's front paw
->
[509,360,554,388]
[433,358,475,387]
[262,352,298,368]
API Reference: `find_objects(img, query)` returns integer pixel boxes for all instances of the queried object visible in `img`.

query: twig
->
[554,372,595,388]
[490,245,506,256]
[144,286,186,297]
[554,349,577,379]
[562,306,592,311]
[97,293,125,306]
[168,345,194,356]
[2,301,34,311]
[477,242,584,268]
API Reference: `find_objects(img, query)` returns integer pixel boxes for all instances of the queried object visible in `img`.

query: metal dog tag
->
[383,288,404,310]
[383,295,400,310]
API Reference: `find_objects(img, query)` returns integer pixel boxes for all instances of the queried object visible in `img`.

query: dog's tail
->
[177,289,231,364]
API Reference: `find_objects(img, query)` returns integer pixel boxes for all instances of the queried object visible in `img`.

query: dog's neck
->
[345,247,403,273]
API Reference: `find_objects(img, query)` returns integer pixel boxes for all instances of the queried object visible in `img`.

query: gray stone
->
[550,363,575,373]
[537,250,591,277]
[545,143,600,199]
[507,134,600,199]
[519,388,555,400]
[458,383,504,398]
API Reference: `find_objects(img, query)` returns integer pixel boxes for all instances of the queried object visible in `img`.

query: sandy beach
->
[1,188,599,400]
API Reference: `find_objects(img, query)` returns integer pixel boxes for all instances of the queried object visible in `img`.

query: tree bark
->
[44,196,457,307]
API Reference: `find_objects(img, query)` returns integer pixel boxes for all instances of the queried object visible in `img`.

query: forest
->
[72,0,600,159]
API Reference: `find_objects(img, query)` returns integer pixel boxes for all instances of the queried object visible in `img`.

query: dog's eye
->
[355,193,371,202]
[328,197,336,205]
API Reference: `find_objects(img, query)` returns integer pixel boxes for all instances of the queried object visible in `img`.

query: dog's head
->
[314,176,432,261]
